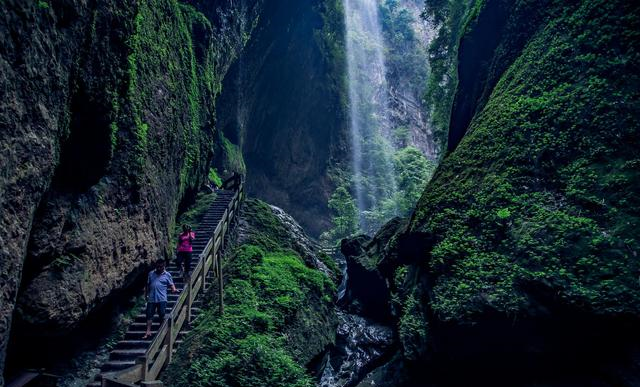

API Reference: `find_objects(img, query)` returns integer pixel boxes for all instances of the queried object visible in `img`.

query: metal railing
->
[100,182,244,386]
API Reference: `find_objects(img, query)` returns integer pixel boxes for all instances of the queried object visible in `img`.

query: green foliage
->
[208,167,222,187]
[323,186,359,243]
[380,0,430,118]
[323,147,434,241]
[37,1,48,9]
[411,0,640,320]
[496,208,511,219]
[398,292,429,361]
[422,0,474,150]
[166,245,334,387]
[51,253,79,270]
[394,146,436,214]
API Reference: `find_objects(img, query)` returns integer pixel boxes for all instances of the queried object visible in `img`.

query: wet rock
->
[354,353,409,387]
[319,311,395,387]
[269,204,334,278]
[339,218,407,322]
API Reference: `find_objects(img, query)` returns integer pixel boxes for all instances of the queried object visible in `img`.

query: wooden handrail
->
[105,182,245,386]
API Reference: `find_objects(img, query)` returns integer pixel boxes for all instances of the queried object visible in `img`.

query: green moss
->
[398,292,429,362]
[219,135,246,175]
[165,245,334,387]
[411,0,640,320]
[317,251,340,278]
[208,167,222,187]
[239,199,302,253]
[422,0,474,151]
[166,198,337,386]
[37,0,48,9]
[120,0,217,194]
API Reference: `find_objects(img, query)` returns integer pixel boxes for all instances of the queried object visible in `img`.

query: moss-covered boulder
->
[352,0,640,385]
[164,198,337,386]
[411,0,640,325]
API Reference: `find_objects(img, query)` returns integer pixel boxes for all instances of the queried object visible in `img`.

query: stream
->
[317,250,395,387]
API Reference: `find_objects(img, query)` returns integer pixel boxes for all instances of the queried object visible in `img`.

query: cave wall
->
[215,0,348,237]
[0,0,262,383]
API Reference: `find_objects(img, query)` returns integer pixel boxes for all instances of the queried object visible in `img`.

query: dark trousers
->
[176,251,192,274]
[146,301,167,321]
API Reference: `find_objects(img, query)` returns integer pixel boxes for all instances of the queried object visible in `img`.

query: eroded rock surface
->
[0,0,262,382]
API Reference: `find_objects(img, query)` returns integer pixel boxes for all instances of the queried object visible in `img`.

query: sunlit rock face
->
[381,0,440,158]
[343,0,441,235]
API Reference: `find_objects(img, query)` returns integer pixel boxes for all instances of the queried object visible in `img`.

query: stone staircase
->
[87,188,242,387]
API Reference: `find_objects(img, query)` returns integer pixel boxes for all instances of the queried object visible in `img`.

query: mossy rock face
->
[339,217,407,323]
[361,0,640,383]
[409,0,640,322]
[165,199,337,386]
[0,0,262,379]
[215,0,347,237]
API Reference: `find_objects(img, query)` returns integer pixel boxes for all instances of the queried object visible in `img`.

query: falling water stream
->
[319,1,438,385]
[345,0,399,233]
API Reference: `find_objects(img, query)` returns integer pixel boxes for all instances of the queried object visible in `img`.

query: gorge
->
[0,0,639,386]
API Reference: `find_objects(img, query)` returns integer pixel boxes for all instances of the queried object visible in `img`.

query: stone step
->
[134,307,202,322]
[101,360,136,372]
[124,329,191,340]
[116,339,152,349]
[110,348,146,361]
[131,321,162,329]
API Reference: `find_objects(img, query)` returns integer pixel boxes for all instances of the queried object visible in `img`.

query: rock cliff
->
[0,0,262,382]
[215,0,348,237]
[339,0,640,385]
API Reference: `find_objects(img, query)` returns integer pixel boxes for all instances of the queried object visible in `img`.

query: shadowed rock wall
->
[0,0,262,382]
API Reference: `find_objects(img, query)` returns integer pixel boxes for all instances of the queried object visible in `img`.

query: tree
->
[394,146,435,214]
[324,186,359,243]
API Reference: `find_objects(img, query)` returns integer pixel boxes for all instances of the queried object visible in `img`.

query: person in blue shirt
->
[143,260,179,339]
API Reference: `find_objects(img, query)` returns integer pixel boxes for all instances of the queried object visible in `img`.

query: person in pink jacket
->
[176,224,195,277]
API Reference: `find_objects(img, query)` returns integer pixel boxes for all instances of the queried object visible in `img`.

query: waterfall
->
[344,0,399,233]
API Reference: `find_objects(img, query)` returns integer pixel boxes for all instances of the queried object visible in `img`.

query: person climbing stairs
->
[87,184,243,387]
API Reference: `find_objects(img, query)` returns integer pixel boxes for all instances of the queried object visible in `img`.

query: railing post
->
[201,253,207,291]
[165,315,173,365]
[136,356,148,382]
[218,252,224,315]
[186,276,192,323]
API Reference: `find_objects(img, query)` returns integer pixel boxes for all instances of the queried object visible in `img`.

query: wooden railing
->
[101,182,244,386]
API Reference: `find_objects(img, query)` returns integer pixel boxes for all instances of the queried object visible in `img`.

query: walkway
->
[88,183,244,387]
